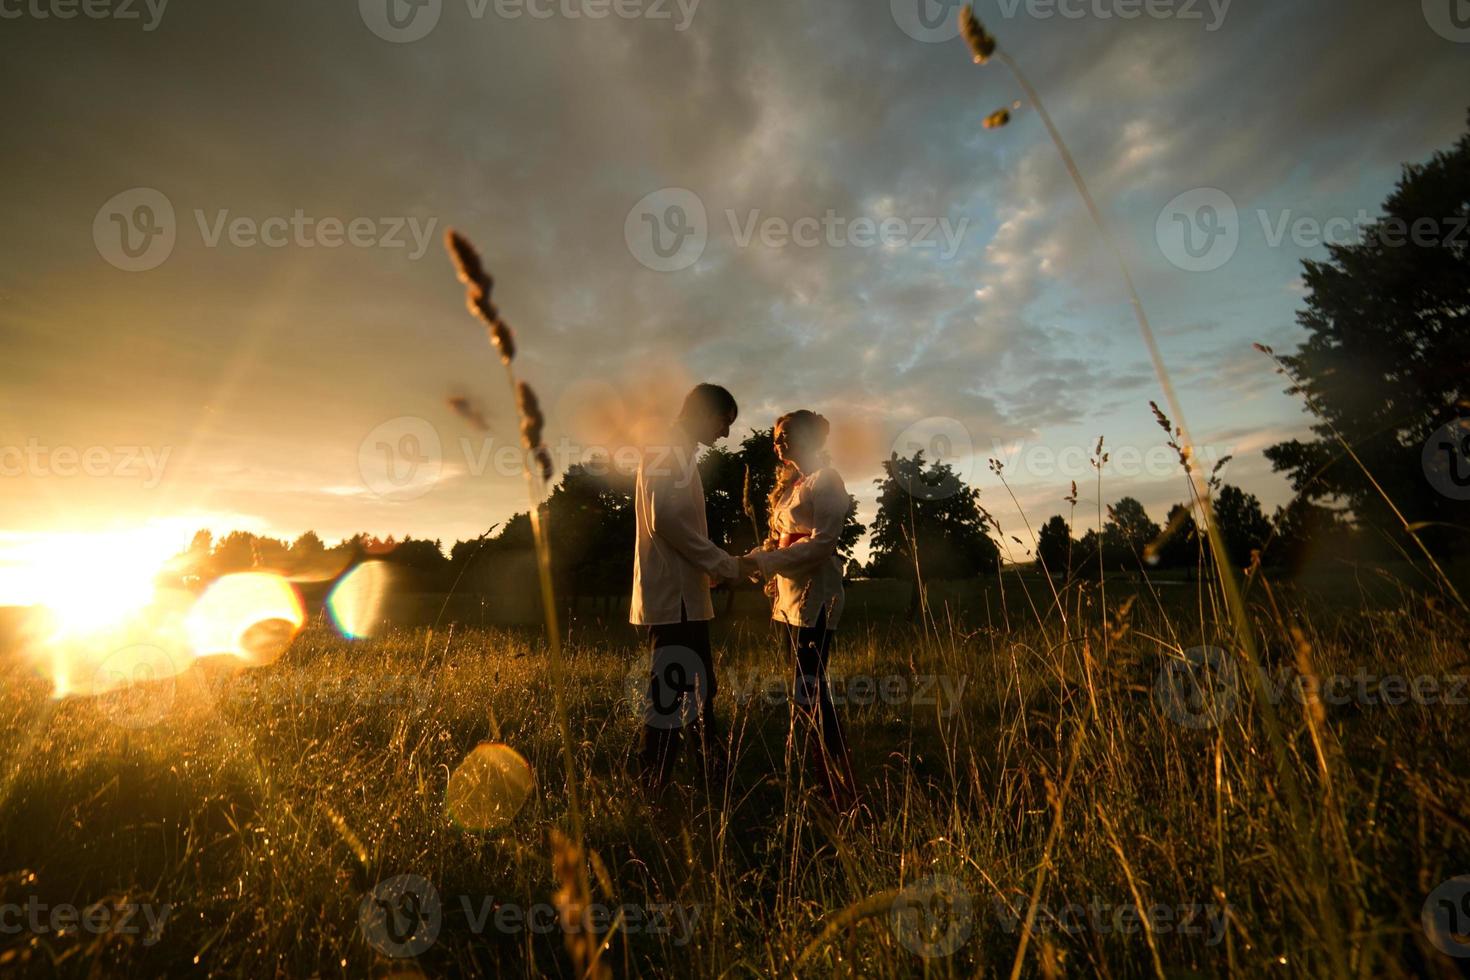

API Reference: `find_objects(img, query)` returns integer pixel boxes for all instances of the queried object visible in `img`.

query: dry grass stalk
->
[954,7,1351,969]
[550,828,611,980]
[444,227,592,970]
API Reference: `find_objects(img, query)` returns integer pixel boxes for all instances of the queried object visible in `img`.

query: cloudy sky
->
[1,0,1466,588]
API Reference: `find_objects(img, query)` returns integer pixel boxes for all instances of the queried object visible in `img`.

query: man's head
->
[678,383,739,447]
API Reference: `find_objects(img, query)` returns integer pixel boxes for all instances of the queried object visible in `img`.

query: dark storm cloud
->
[0,0,1464,550]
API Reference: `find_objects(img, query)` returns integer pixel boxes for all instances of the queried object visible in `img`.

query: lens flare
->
[185,572,304,666]
[328,561,393,639]
[446,743,534,832]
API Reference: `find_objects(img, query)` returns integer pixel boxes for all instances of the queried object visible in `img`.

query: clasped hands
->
[728,549,763,584]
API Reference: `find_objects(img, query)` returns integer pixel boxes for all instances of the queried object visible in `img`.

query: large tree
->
[1264,113,1470,550]
[1103,497,1161,568]
[1155,502,1201,574]
[1036,515,1074,579]
[868,451,999,617]
[1212,484,1272,569]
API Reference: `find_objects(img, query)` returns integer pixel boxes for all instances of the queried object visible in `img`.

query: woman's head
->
[773,410,830,470]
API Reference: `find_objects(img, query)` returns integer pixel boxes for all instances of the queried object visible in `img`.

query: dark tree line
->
[1032,484,1354,581]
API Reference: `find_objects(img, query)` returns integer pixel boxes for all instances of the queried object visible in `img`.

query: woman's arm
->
[752,469,848,577]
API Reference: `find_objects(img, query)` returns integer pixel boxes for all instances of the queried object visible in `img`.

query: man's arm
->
[648,473,740,582]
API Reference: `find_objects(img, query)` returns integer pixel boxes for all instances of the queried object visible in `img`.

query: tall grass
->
[1,545,1465,976]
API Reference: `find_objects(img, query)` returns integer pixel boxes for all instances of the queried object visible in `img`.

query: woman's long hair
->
[763,410,830,596]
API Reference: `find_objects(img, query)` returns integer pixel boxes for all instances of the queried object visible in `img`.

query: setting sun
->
[1,525,183,638]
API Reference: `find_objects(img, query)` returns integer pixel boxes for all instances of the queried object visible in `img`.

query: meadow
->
[1,566,1466,978]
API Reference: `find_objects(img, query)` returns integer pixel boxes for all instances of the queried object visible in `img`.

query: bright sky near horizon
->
[2,0,1468,590]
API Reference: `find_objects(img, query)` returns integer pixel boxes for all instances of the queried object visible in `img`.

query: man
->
[631,383,754,794]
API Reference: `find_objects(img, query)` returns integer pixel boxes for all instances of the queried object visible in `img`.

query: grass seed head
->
[487,318,516,364]
[467,290,499,326]
[446,230,493,296]
[517,382,545,449]
[959,5,997,64]
[532,446,554,481]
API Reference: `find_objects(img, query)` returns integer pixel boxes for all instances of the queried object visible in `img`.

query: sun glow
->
[0,525,187,639]
[0,522,308,698]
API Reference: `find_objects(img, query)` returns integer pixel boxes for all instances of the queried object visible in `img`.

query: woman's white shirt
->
[752,466,849,629]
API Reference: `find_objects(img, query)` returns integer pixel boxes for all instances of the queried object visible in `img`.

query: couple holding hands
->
[629,383,858,811]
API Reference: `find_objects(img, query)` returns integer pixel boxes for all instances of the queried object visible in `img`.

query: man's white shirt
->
[629,424,739,625]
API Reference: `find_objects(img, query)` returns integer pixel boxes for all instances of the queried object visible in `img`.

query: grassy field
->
[1,570,1468,977]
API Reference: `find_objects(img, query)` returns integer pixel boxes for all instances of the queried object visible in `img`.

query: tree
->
[1264,113,1470,552]
[545,462,635,610]
[698,445,753,553]
[868,451,999,618]
[1212,484,1272,569]
[1155,503,1201,574]
[1036,515,1073,579]
[1102,497,1160,570]
[1265,498,1354,575]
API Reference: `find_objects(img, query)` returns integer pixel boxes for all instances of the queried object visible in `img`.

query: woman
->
[746,410,859,810]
